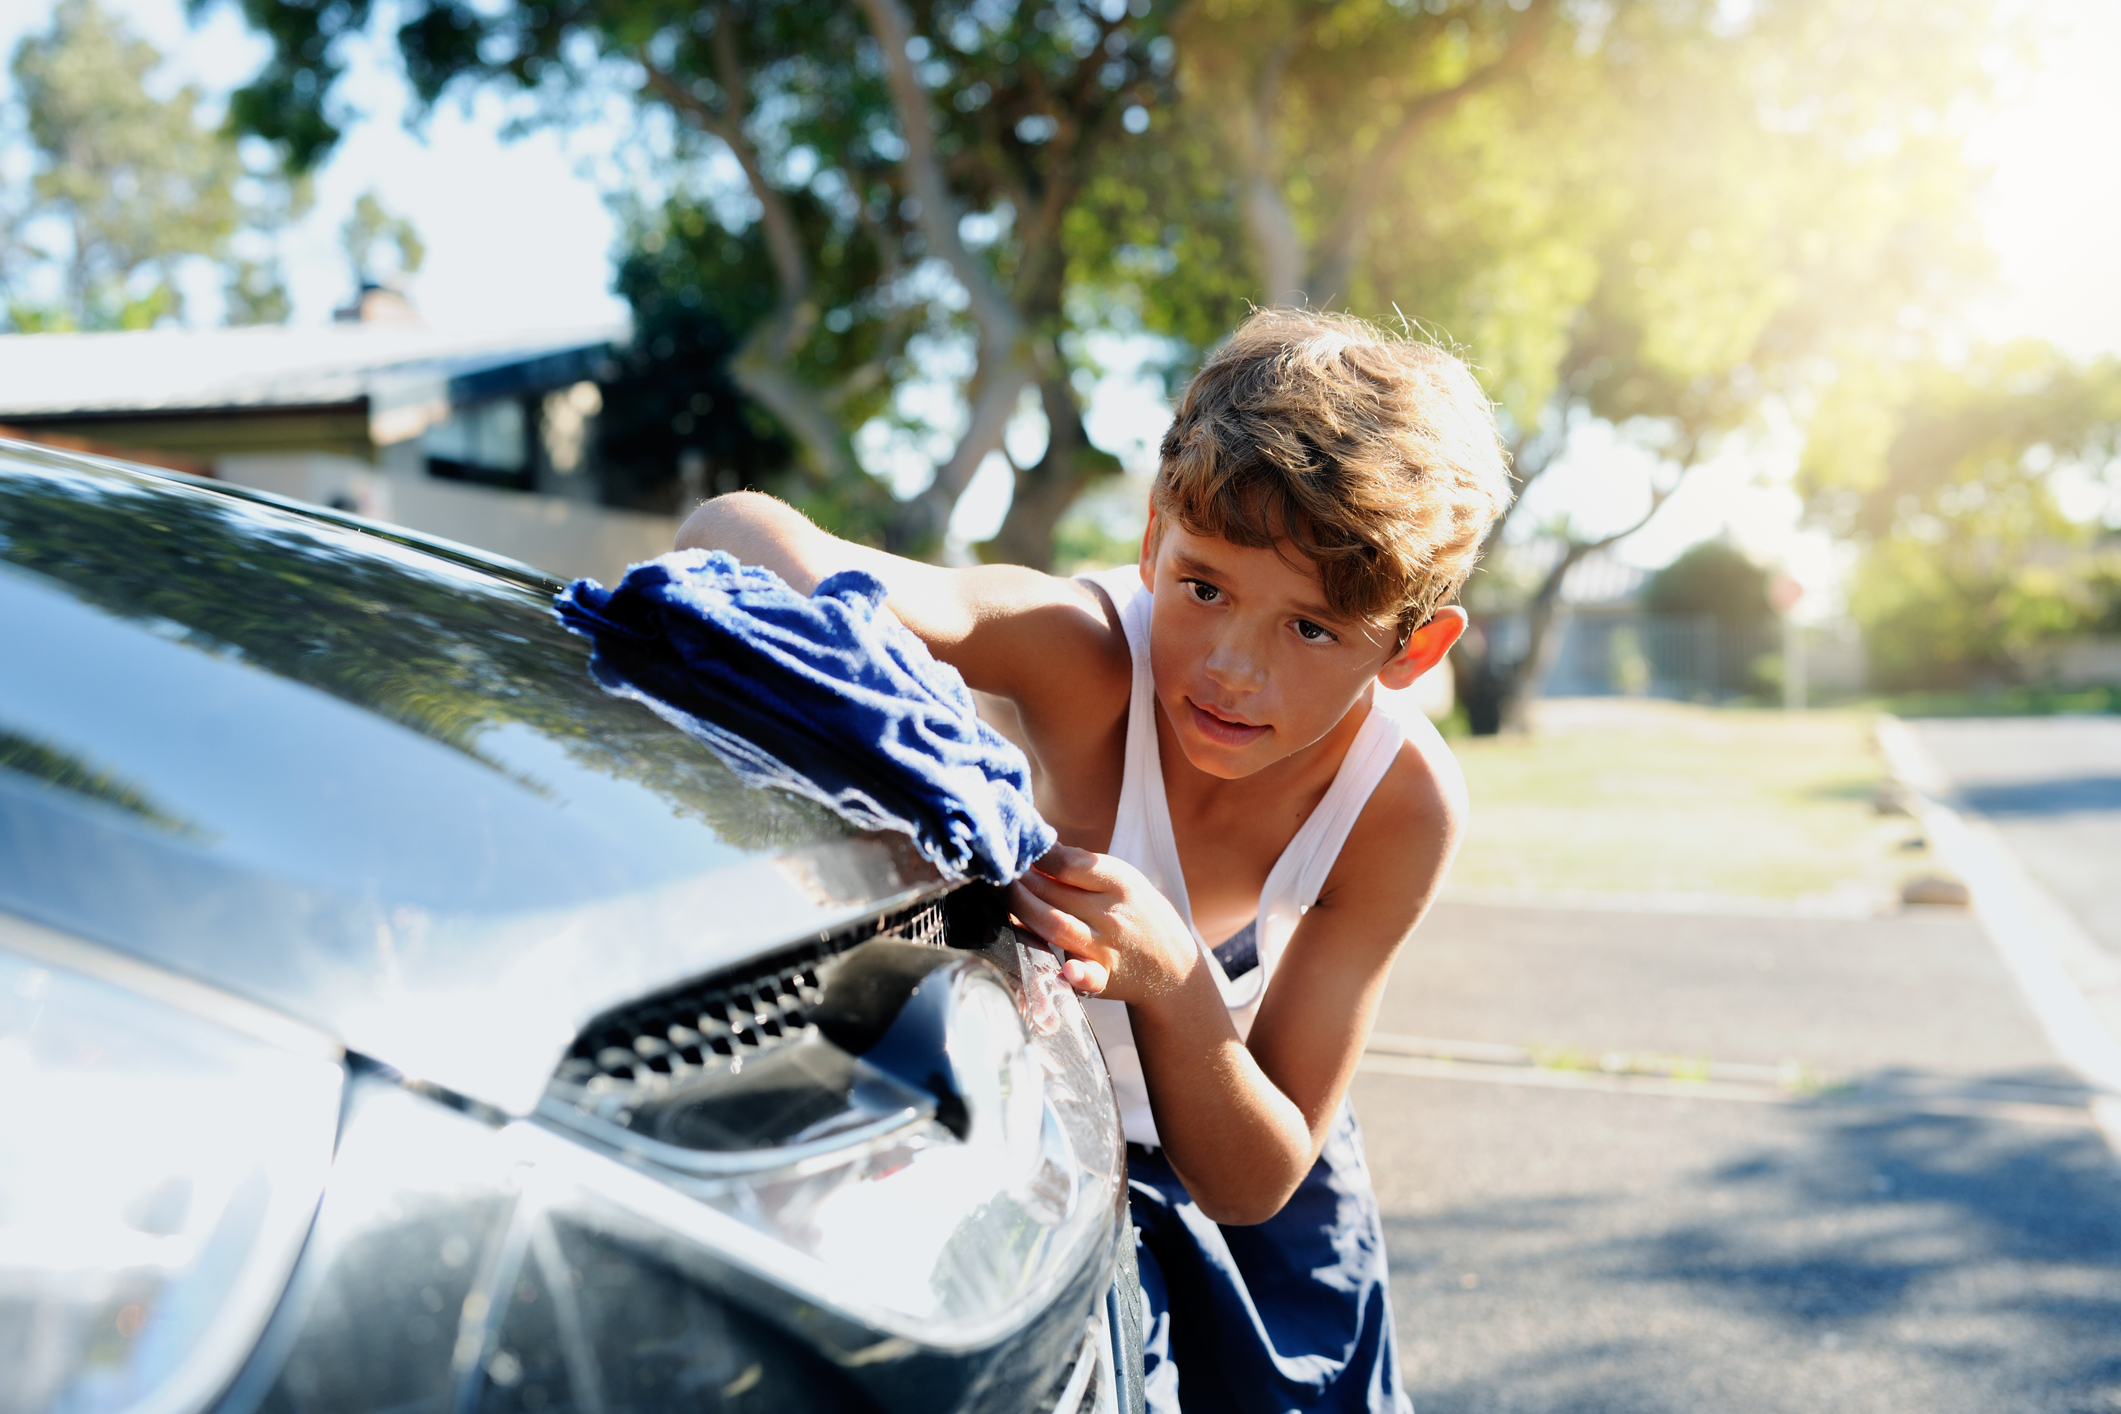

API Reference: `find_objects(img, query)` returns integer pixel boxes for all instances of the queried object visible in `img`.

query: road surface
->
[1905,715,2121,955]
[1358,899,2121,1413]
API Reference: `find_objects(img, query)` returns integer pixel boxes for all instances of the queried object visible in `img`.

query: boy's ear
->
[1377,606,1467,691]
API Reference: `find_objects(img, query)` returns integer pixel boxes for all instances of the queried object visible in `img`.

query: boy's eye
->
[1182,579,1221,604]
[1295,620,1336,643]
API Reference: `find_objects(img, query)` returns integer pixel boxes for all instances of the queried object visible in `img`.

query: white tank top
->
[1078,565,1412,1147]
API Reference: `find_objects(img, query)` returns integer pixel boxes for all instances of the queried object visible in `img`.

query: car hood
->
[0,444,939,1114]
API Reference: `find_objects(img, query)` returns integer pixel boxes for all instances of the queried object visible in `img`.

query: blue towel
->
[552,549,1055,885]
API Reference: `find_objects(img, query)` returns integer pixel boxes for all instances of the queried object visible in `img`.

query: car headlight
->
[539,928,1123,1343]
[946,970,1049,1183]
[0,945,343,1414]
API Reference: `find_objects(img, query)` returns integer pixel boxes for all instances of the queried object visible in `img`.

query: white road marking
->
[1355,1046,2099,1128]
[1437,884,1891,919]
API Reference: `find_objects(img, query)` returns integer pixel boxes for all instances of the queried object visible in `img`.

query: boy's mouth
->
[1187,699,1269,747]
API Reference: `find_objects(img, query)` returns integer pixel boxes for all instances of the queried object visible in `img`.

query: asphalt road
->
[1355,900,2121,1414]
[1904,715,2121,955]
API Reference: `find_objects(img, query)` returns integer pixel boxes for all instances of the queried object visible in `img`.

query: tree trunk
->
[885,346,1034,556]
[980,373,1120,569]
[728,317,856,489]
[1493,579,1570,734]
[860,0,1034,561]
[1450,621,1509,735]
[1461,541,1590,735]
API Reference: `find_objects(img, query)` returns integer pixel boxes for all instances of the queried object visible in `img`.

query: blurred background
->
[4,3,2120,1406]
[0,0,2114,735]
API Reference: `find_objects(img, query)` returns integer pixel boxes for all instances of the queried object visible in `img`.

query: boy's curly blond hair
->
[1154,308,1513,638]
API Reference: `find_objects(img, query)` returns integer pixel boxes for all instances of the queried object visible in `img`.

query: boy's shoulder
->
[1324,702,1468,920]
[952,564,1134,845]
[1389,703,1470,828]
[949,560,1133,730]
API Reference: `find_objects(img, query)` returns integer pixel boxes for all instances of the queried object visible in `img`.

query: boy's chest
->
[1024,718,1317,941]
[1165,788,1319,945]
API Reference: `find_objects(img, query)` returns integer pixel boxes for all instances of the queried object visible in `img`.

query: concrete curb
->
[1877,716,2121,1160]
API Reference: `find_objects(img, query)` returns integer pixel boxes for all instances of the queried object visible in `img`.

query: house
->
[1481,546,1778,701]
[0,320,681,585]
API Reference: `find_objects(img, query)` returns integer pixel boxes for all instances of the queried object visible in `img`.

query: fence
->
[1494,612,1782,702]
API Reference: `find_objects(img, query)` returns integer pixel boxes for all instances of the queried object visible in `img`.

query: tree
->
[222,257,292,326]
[591,206,802,517]
[1642,540,1777,697]
[1643,542,1772,632]
[209,0,1182,563]
[2,0,285,330]
[1176,0,1558,315]
[341,189,425,290]
[222,157,313,327]
[1076,0,2002,730]
[1798,342,2121,688]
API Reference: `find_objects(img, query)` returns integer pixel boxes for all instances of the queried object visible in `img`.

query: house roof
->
[0,322,627,446]
[1559,550,1652,608]
[1511,541,1654,608]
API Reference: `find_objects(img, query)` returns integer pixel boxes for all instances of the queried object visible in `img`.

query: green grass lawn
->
[1849,684,2120,717]
[1445,698,1933,905]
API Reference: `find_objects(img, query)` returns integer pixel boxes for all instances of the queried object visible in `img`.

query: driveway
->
[1357,900,2121,1413]
[1902,715,2121,955]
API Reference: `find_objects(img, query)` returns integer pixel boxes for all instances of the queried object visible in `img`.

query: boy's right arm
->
[675,493,1131,787]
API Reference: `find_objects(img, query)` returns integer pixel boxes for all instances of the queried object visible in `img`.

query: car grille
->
[553,894,954,1103]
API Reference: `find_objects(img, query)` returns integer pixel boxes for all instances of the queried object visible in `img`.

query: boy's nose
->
[1203,632,1267,692]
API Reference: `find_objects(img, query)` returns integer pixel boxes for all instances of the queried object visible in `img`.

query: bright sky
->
[2,0,2114,593]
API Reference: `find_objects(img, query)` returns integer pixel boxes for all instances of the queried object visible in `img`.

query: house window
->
[423,400,530,489]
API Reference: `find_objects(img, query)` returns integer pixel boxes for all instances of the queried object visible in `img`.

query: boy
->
[676,309,1511,1413]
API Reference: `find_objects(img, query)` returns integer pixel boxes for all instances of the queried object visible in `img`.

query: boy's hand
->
[1007,846,1199,1003]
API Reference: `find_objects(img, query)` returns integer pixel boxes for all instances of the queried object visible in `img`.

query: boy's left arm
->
[1012,738,1463,1225]
[1242,751,1462,1160]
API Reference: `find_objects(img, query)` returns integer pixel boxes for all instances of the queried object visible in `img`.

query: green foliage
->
[3,0,303,330]
[1551,0,1995,433]
[6,0,236,328]
[1086,0,1997,450]
[1048,494,1144,574]
[205,0,2012,575]
[210,0,1183,560]
[1644,543,1774,629]
[340,189,425,286]
[0,728,204,836]
[1643,542,1780,700]
[1801,341,2121,688]
[595,202,802,516]
[192,0,376,173]
[223,256,292,326]
[1064,136,1257,387]
[1845,533,2121,690]
[1862,684,2121,718]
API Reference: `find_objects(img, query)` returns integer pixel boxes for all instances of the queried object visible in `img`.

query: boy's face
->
[1138,516,1456,780]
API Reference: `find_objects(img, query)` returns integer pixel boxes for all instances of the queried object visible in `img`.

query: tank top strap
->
[1249,696,1406,989]
[1261,700,1406,915]
[1082,565,1198,932]
[1076,565,1182,1145]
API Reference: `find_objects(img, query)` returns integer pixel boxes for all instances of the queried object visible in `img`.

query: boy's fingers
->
[1016,865,1102,910]
[1059,958,1109,995]
[1034,843,1091,873]
[1031,845,1126,892]
[1007,881,1096,953]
